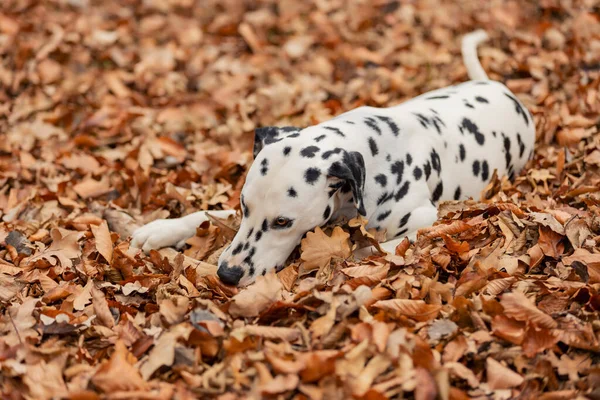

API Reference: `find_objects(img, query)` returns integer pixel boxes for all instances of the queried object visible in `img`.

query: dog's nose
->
[217,262,244,286]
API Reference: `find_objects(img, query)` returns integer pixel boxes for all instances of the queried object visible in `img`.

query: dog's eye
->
[276,217,288,226]
[272,217,293,229]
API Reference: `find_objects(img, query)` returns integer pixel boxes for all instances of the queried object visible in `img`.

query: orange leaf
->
[91,220,113,264]
[300,226,351,272]
[373,299,441,322]
[501,291,557,329]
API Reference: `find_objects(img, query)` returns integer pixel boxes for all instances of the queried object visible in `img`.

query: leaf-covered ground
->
[1,0,600,399]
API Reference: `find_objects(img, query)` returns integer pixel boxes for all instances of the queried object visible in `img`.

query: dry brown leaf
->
[228,272,282,318]
[139,324,193,379]
[91,340,149,392]
[231,325,300,342]
[418,220,473,239]
[23,229,81,269]
[501,291,558,329]
[91,220,113,264]
[300,226,351,273]
[486,358,524,390]
[91,285,115,328]
[563,249,600,284]
[373,299,442,322]
[310,298,338,340]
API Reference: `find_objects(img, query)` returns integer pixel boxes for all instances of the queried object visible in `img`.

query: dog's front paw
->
[131,219,194,253]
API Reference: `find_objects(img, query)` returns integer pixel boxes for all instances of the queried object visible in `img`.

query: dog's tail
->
[462,30,489,81]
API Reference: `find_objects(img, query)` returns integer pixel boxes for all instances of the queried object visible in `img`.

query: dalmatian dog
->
[132,30,535,286]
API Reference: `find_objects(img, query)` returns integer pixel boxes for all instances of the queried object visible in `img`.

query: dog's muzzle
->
[217,261,244,286]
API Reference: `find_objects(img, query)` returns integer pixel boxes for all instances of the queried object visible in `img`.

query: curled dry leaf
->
[228,272,282,318]
[373,299,442,322]
[139,323,194,379]
[418,220,473,239]
[92,340,149,392]
[91,220,113,264]
[486,358,524,390]
[23,229,81,269]
[501,291,558,329]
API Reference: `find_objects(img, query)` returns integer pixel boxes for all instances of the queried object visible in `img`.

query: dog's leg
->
[355,202,438,258]
[131,210,236,253]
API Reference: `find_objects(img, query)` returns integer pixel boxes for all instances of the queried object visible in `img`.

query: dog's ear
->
[253,126,300,158]
[327,151,367,216]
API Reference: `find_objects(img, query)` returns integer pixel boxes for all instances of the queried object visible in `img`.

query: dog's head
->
[217,126,366,286]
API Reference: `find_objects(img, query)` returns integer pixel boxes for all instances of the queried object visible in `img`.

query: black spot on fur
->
[430,150,441,175]
[454,186,461,200]
[323,126,345,137]
[377,191,394,206]
[368,137,379,156]
[504,93,529,126]
[463,99,475,109]
[475,96,489,103]
[288,187,297,197]
[281,126,300,132]
[314,134,327,142]
[517,133,525,158]
[260,158,268,175]
[395,181,410,201]
[255,231,262,241]
[390,161,404,184]
[262,269,267,276]
[492,131,497,137]
[424,161,431,180]
[241,196,249,217]
[375,115,399,136]
[481,160,489,181]
[386,154,391,162]
[472,160,480,177]
[287,133,300,138]
[406,154,412,165]
[432,182,444,202]
[413,166,422,180]
[399,213,411,228]
[461,118,485,146]
[377,210,391,221]
[261,219,268,232]
[243,242,250,250]
[345,121,355,125]
[283,146,291,156]
[503,134,512,169]
[323,205,331,220]
[304,167,321,184]
[395,228,408,237]
[459,144,466,161]
[364,117,382,135]
[232,243,243,255]
[300,146,320,158]
[426,95,450,100]
[414,113,430,128]
[248,266,255,276]
[246,228,254,239]
[374,174,387,187]
[322,148,342,160]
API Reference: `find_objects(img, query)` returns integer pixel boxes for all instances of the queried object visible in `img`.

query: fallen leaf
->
[229,272,282,318]
[300,227,351,273]
[373,299,442,322]
[91,220,113,263]
[501,291,558,329]
[92,340,149,392]
[486,358,524,390]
